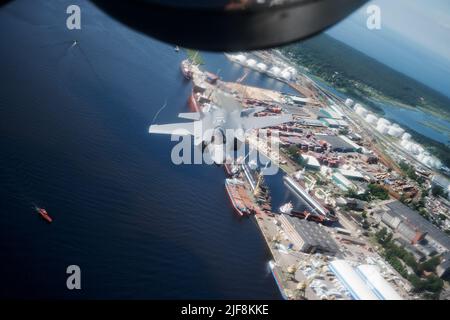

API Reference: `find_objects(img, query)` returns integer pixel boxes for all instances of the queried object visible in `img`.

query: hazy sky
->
[326,0,450,98]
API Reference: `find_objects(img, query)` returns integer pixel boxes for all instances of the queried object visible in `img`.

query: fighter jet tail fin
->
[178,112,201,121]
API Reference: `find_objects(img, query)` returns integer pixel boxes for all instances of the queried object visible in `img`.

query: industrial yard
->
[178,50,450,300]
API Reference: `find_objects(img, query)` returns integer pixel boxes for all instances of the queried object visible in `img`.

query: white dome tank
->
[387,124,405,137]
[256,62,267,72]
[246,59,257,67]
[235,54,247,63]
[377,118,391,127]
[346,99,354,107]
[376,123,389,134]
[355,105,368,117]
[269,66,281,77]
[365,114,378,125]
[401,132,411,140]
[280,69,292,81]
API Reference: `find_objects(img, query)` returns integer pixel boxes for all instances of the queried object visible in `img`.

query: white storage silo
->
[387,124,405,138]
[235,54,247,63]
[256,62,267,72]
[269,66,281,77]
[345,99,354,107]
[377,118,391,127]
[400,139,409,148]
[376,123,389,134]
[365,114,378,125]
[355,105,368,117]
[280,69,292,81]
[288,67,297,76]
[401,132,411,141]
[417,152,425,162]
[246,59,257,68]
[412,144,422,155]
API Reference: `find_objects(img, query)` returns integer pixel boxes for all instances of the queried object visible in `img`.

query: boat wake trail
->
[151,99,168,125]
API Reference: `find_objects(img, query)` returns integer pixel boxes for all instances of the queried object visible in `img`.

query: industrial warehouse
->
[329,260,403,300]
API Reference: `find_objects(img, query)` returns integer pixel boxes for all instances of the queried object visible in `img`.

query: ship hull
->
[180,60,193,80]
[188,90,200,112]
[225,179,248,217]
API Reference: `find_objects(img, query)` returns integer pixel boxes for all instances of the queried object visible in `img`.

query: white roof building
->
[329,260,379,300]
[356,265,403,300]
[330,260,403,300]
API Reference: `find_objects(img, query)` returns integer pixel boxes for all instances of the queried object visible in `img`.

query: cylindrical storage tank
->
[236,54,247,63]
[400,139,409,148]
[417,152,425,161]
[432,158,442,169]
[246,59,257,68]
[377,118,391,127]
[388,125,405,137]
[345,99,354,107]
[411,143,422,155]
[280,69,291,81]
[269,66,281,77]
[422,155,432,166]
[289,67,298,76]
[365,114,378,125]
[355,105,368,117]
[406,143,414,153]
[376,123,389,134]
[417,145,425,154]
[401,132,411,140]
[256,62,267,72]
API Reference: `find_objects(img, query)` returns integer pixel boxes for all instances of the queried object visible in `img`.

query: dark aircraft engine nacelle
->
[203,127,226,165]
[210,127,226,146]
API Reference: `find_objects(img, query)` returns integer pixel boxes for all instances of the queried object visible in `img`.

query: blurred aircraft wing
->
[149,122,195,136]
[149,121,205,146]
[178,112,201,121]
[242,114,293,131]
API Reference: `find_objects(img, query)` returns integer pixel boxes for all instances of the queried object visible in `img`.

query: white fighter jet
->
[149,90,292,164]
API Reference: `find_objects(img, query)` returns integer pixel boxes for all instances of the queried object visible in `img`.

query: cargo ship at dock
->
[279,202,331,225]
[224,162,239,177]
[225,178,255,217]
[180,59,193,80]
[283,175,337,224]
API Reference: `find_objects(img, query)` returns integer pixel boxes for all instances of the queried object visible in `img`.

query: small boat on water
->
[35,207,52,223]
[174,45,179,52]
[279,202,293,214]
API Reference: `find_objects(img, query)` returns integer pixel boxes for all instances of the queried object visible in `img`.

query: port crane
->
[253,160,271,197]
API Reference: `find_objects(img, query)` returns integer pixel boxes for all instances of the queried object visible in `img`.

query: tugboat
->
[35,207,52,223]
